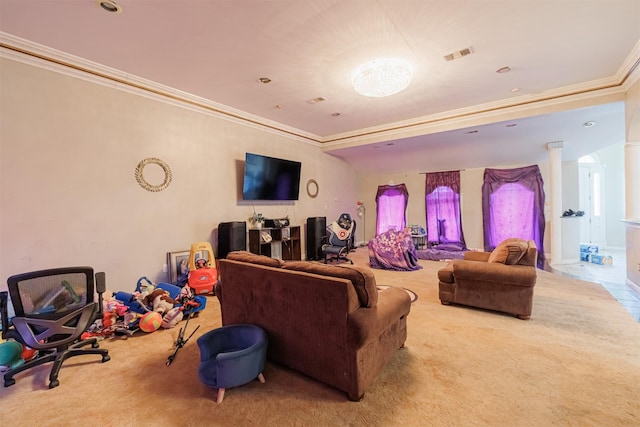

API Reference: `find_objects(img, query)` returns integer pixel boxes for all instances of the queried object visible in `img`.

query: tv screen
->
[242,153,302,201]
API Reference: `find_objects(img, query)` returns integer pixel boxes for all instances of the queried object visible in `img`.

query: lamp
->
[352,58,413,98]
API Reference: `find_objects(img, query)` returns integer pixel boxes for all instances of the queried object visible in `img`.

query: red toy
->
[187,242,218,295]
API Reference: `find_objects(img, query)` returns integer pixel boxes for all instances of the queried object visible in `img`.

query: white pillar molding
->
[623,79,640,288]
[547,141,563,265]
[624,141,640,221]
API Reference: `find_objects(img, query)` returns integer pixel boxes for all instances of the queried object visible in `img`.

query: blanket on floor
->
[368,229,422,271]
[415,248,466,261]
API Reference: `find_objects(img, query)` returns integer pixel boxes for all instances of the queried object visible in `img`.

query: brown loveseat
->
[438,239,538,319]
[215,251,411,401]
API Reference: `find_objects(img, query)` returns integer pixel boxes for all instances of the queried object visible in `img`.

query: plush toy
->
[0,340,25,372]
[102,310,117,329]
[101,292,130,330]
[132,277,156,305]
[161,307,183,329]
[144,289,177,315]
[106,300,129,317]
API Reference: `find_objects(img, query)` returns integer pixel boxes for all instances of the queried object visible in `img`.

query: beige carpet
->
[1,250,639,426]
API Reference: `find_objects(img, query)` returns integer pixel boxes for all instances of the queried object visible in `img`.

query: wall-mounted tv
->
[242,152,302,201]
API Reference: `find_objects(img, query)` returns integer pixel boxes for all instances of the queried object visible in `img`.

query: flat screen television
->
[242,152,302,201]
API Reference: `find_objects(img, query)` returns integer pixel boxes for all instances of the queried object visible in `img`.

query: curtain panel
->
[482,164,546,268]
[424,170,466,247]
[375,184,409,236]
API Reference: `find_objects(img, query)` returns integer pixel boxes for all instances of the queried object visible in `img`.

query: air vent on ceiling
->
[307,96,327,104]
[443,47,473,62]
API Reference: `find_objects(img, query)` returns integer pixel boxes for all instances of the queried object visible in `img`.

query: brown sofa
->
[215,251,411,401]
[438,239,538,319]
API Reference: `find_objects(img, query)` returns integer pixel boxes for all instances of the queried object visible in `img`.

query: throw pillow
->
[282,262,378,308]
[488,238,528,265]
[226,251,283,268]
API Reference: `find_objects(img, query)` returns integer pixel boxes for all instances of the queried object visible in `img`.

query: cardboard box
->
[589,254,613,265]
[580,244,598,254]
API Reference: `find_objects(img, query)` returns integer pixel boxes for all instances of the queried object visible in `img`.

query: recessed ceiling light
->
[511,87,520,93]
[275,104,283,109]
[96,0,122,13]
[583,121,596,128]
[465,130,479,134]
[331,113,341,117]
[258,77,271,84]
[506,123,517,127]
[496,66,511,74]
[306,97,327,104]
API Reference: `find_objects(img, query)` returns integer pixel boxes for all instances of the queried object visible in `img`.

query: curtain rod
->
[419,169,466,175]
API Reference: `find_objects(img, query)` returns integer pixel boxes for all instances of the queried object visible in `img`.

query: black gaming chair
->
[321,213,354,264]
[1,267,110,389]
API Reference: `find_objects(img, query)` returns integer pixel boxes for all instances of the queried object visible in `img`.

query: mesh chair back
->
[8,267,95,318]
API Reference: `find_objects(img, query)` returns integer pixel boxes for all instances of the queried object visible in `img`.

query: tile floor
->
[551,249,640,322]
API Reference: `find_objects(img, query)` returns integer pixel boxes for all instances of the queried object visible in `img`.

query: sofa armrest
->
[452,260,536,287]
[347,287,411,347]
[463,251,491,262]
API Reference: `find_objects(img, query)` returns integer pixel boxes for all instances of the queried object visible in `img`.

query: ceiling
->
[1,0,639,174]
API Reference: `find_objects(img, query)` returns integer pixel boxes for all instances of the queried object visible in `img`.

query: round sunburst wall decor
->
[134,157,172,192]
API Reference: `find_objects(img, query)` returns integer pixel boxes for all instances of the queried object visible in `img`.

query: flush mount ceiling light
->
[96,0,122,13]
[583,121,596,128]
[352,58,413,98]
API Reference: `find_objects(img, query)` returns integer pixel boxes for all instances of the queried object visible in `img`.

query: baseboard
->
[626,278,640,295]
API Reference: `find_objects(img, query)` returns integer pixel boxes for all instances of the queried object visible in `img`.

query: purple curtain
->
[482,165,545,268]
[425,170,466,247]
[375,184,408,236]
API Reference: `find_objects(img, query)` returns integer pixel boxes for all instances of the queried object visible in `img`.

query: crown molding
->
[0,32,322,146]
[1,31,637,150]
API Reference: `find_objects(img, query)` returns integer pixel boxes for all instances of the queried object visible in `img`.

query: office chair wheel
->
[102,354,111,363]
[48,379,60,389]
[91,341,99,349]
[4,377,16,387]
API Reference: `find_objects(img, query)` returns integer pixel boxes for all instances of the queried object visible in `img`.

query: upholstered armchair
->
[197,324,267,403]
[438,238,538,319]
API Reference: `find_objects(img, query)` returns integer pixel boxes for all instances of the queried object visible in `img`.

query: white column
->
[547,141,563,265]
[624,141,640,221]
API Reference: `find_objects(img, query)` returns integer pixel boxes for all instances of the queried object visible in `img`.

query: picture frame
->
[167,250,190,285]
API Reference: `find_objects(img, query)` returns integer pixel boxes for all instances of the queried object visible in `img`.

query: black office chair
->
[1,266,110,389]
[321,213,354,264]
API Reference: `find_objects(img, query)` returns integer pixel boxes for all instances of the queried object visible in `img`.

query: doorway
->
[578,154,604,246]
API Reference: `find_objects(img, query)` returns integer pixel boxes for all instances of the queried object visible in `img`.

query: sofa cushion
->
[282,262,378,308]
[488,238,529,265]
[226,251,284,268]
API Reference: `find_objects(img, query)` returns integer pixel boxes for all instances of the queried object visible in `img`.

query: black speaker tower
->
[306,216,326,261]
[218,221,247,259]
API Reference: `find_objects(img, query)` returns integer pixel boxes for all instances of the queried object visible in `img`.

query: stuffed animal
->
[0,340,24,372]
[133,277,156,304]
[103,292,129,317]
[144,289,177,315]
[161,307,183,329]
